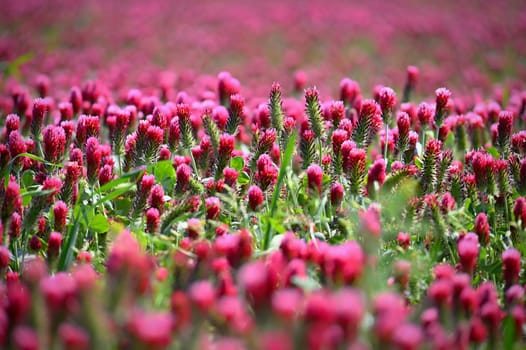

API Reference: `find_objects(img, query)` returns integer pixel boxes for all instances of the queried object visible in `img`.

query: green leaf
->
[502,316,516,350]
[230,156,244,172]
[414,156,423,170]
[486,146,500,159]
[21,170,35,188]
[95,183,134,205]
[153,160,176,191]
[98,167,141,192]
[13,152,62,167]
[238,171,250,185]
[89,214,110,233]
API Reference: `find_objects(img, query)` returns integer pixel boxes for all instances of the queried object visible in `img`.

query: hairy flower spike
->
[458,233,479,275]
[330,182,345,207]
[306,164,323,195]
[177,103,194,149]
[5,114,20,134]
[226,94,245,135]
[269,83,284,134]
[474,212,490,245]
[367,159,386,198]
[47,231,63,260]
[216,133,235,179]
[378,87,397,124]
[31,98,49,141]
[145,208,160,234]
[2,180,21,223]
[340,78,361,107]
[218,71,241,106]
[352,99,382,148]
[130,174,155,220]
[417,102,434,127]
[502,248,521,287]
[403,66,419,102]
[347,148,367,196]
[256,154,278,191]
[86,137,102,184]
[300,129,316,169]
[42,125,66,164]
[497,111,513,157]
[420,139,442,194]
[434,88,451,129]
[53,201,68,233]
[205,197,221,220]
[145,125,164,162]
[305,87,324,139]
[396,112,411,156]
[75,115,100,149]
[175,163,193,194]
[247,185,264,211]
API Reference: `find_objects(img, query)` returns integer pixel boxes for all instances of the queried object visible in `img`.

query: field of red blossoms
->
[1,0,526,349]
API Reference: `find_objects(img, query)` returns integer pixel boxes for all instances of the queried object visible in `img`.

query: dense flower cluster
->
[0,66,524,348]
[0,1,525,348]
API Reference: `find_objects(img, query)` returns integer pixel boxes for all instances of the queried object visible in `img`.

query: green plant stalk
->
[262,131,297,251]
[318,138,323,166]
[384,123,389,166]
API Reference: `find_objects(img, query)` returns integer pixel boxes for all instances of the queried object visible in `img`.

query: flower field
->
[1,0,526,349]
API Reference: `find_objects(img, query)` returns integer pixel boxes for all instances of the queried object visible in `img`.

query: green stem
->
[384,124,389,165]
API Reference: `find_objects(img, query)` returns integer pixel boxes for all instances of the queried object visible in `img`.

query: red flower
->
[474,213,490,245]
[378,87,397,115]
[5,113,20,134]
[59,323,90,350]
[175,163,192,194]
[218,133,235,158]
[330,182,344,207]
[205,196,221,220]
[127,309,173,348]
[294,70,307,91]
[272,288,302,321]
[189,280,216,312]
[86,137,101,184]
[366,159,386,194]
[514,197,526,228]
[42,125,66,164]
[53,201,68,232]
[306,164,323,195]
[340,78,361,106]
[238,261,277,307]
[435,88,451,110]
[47,232,63,258]
[146,208,160,233]
[406,66,419,86]
[8,131,27,158]
[247,185,264,211]
[2,180,21,220]
[331,129,349,154]
[148,185,165,213]
[397,232,410,249]
[458,233,479,274]
[186,218,202,239]
[502,248,521,286]
[392,323,423,350]
[13,326,39,350]
[217,71,240,105]
[0,245,9,269]
[359,205,382,238]
[76,115,100,147]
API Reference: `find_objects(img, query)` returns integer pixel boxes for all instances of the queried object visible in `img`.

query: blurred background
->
[1,0,525,98]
